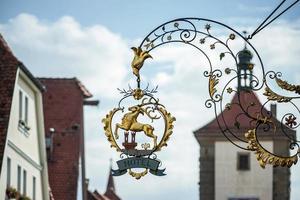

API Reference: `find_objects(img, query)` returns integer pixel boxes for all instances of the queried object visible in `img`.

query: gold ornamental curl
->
[128,169,148,180]
[263,86,292,103]
[245,129,299,168]
[102,108,122,152]
[276,78,300,95]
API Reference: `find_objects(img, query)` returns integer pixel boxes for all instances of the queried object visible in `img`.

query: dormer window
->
[18,90,30,134]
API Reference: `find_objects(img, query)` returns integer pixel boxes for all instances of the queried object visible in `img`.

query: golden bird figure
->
[131,47,152,79]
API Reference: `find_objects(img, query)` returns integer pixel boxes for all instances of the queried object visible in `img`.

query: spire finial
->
[242,31,248,49]
[109,158,113,168]
[243,30,248,49]
[106,159,116,193]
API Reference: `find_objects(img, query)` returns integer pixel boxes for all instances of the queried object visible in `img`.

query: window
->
[19,90,29,123]
[6,157,11,187]
[18,90,30,134]
[237,153,250,171]
[17,165,21,192]
[32,176,36,200]
[19,90,23,120]
[25,96,28,124]
[23,170,27,195]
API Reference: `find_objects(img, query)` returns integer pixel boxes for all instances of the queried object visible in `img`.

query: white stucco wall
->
[0,146,43,200]
[7,76,41,164]
[215,141,273,200]
[0,69,49,200]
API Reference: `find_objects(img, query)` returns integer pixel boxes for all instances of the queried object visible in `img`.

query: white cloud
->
[251,20,300,71]
[0,13,130,98]
[1,14,300,200]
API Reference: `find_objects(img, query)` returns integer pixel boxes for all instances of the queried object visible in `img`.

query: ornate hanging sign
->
[103,1,300,175]
[102,48,175,179]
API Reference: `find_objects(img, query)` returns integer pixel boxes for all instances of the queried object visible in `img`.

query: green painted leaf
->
[220,53,225,60]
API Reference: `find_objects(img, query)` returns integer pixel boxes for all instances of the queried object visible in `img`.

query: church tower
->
[194,47,294,200]
[104,164,121,200]
[237,47,254,91]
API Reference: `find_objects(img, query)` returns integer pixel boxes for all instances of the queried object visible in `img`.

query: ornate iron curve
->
[131,17,300,168]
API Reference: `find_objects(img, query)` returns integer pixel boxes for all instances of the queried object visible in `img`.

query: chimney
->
[270,104,277,118]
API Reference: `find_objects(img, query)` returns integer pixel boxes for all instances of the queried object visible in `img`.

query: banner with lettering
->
[112,157,166,176]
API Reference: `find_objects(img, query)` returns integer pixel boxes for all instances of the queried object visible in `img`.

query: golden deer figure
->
[114,105,157,147]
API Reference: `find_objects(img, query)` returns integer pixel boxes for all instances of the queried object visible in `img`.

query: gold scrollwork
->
[129,169,148,180]
[102,108,122,152]
[255,114,275,130]
[155,107,176,152]
[209,73,219,98]
[245,129,298,168]
[133,88,144,100]
[276,78,300,95]
[263,86,292,102]
[141,143,151,150]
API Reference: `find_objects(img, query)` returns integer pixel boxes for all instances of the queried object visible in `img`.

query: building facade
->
[0,35,50,200]
[39,78,98,200]
[194,48,295,200]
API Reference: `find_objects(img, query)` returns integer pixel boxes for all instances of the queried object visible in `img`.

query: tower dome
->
[238,48,253,64]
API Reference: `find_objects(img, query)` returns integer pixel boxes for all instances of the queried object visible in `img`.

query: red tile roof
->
[0,34,19,175]
[104,189,121,200]
[76,78,93,98]
[39,78,90,200]
[93,190,111,200]
[194,90,295,139]
[39,77,92,98]
[196,91,269,132]
[87,190,102,200]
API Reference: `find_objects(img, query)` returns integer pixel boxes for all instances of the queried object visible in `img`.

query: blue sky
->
[1,0,299,39]
[1,1,300,200]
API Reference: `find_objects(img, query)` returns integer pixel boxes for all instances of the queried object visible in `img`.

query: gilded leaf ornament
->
[209,73,219,98]
[263,86,292,102]
[102,108,122,152]
[131,47,152,79]
[276,78,300,95]
[155,107,176,152]
[245,129,298,168]
[129,169,148,180]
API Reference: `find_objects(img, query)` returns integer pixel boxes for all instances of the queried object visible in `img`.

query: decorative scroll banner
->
[112,157,166,176]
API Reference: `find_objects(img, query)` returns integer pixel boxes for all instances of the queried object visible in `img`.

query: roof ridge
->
[0,34,14,55]
[37,77,93,98]
[74,78,93,98]
[37,77,77,80]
